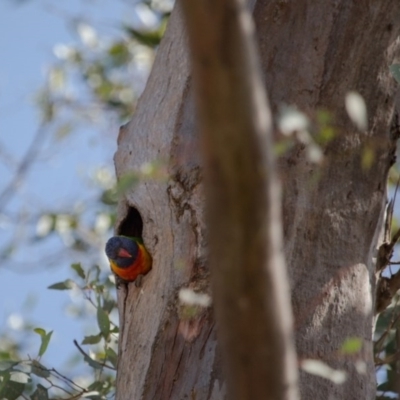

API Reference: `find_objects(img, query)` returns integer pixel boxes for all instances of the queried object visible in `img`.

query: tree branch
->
[0,126,48,214]
[73,339,115,371]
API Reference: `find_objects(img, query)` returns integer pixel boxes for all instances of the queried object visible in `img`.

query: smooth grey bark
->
[114,6,220,400]
[181,0,298,399]
[113,1,400,400]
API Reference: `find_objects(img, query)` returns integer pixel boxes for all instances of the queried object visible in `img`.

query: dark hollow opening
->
[117,206,143,238]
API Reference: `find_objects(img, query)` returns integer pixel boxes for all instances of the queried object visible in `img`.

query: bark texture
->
[114,6,222,400]
[181,0,298,399]
[113,1,400,400]
[253,1,400,399]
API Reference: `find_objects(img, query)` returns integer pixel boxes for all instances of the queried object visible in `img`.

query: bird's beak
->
[117,248,132,258]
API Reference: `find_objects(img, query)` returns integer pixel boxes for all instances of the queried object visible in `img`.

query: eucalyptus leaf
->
[71,262,85,279]
[97,307,110,338]
[48,279,75,290]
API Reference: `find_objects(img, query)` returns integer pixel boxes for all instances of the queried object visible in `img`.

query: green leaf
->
[375,307,395,333]
[40,331,53,357]
[34,329,53,357]
[97,307,110,338]
[0,373,8,394]
[390,64,400,84]
[31,361,50,379]
[0,379,25,400]
[340,337,363,354]
[71,262,85,279]
[105,347,118,368]
[83,354,104,370]
[30,383,49,400]
[385,330,397,356]
[88,380,105,392]
[48,279,75,290]
[0,361,18,371]
[33,328,45,337]
[100,188,118,205]
[103,298,116,313]
[123,26,163,47]
[107,42,130,66]
[82,334,102,345]
[94,284,105,294]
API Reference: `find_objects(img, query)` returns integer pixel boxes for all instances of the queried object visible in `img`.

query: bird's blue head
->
[105,236,139,268]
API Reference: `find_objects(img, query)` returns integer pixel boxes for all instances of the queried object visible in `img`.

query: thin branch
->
[73,339,116,370]
[0,126,48,214]
[376,228,400,273]
[44,377,74,396]
[376,270,400,314]
[49,368,89,392]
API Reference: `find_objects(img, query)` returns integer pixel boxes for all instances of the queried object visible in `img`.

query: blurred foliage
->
[375,299,400,398]
[375,195,400,399]
[0,0,172,398]
[37,2,170,127]
[0,263,118,399]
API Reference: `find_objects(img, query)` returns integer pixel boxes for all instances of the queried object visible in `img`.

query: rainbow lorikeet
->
[105,236,152,283]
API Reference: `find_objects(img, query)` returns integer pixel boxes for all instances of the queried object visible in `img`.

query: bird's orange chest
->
[110,243,152,282]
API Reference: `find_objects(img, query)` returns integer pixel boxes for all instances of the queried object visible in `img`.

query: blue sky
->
[0,0,142,372]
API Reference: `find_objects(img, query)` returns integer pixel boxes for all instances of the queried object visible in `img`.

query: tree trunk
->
[113,1,400,399]
[114,5,220,399]
[253,1,400,399]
